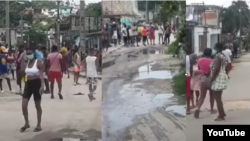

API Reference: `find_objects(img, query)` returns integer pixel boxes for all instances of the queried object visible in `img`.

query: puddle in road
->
[165,105,186,117]
[133,62,173,80]
[142,48,165,54]
[103,80,177,140]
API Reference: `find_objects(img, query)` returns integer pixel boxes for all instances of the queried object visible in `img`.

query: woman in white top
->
[158,23,164,44]
[20,47,44,132]
[112,24,118,47]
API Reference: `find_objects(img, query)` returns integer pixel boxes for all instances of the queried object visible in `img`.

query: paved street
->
[0,75,102,141]
[187,53,250,141]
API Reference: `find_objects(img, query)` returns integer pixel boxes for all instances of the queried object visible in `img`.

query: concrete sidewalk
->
[187,53,250,141]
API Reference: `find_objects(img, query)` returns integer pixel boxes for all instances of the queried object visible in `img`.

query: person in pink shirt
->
[194,48,216,118]
[47,45,63,99]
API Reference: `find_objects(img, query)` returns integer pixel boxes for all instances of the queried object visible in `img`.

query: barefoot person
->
[86,48,98,101]
[209,43,228,121]
[47,45,63,99]
[194,48,216,118]
[20,47,44,132]
[0,46,13,92]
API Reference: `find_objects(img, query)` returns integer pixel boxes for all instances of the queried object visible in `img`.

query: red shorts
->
[186,76,191,98]
[227,63,232,72]
[48,71,62,83]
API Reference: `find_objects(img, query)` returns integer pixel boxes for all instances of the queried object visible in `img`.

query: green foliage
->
[172,62,185,96]
[24,28,47,46]
[85,2,102,17]
[167,41,178,54]
[137,1,164,12]
[221,0,250,36]
[159,1,185,23]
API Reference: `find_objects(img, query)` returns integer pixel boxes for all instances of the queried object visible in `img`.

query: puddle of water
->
[142,49,165,54]
[103,81,176,140]
[133,63,173,80]
[165,105,186,117]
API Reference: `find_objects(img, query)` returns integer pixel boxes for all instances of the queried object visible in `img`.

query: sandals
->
[194,109,200,118]
[88,94,96,101]
[20,125,30,132]
[58,94,63,100]
[33,127,42,132]
[186,111,191,115]
[213,117,225,122]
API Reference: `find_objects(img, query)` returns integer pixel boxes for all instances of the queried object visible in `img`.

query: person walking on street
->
[149,25,155,45]
[86,48,98,101]
[190,55,201,107]
[20,46,44,132]
[194,48,216,118]
[142,25,148,46]
[47,45,63,99]
[40,46,50,93]
[121,24,128,46]
[16,45,26,94]
[72,47,81,85]
[112,24,118,47]
[209,43,228,121]
[164,22,171,45]
[0,46,13,93]
[6,48,16,80]
[222,44,232,78]
[233,40,238,58]
[158,23,164,44]
[102,26,109,52]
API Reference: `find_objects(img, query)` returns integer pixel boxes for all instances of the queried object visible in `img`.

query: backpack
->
[35,50,44,63]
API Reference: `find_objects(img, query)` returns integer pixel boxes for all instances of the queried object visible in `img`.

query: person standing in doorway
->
[47,45,63,99]
[86,48,98,101]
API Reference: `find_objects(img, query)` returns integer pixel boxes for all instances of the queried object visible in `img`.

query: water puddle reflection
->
[133,63,173,80]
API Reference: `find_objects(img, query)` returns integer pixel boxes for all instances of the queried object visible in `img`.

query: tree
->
[85,2,102,17]
[159,1,185,23]
[137,1,164,12]
[221,0,250,37]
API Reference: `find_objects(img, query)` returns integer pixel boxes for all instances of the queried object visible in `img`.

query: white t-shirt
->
[112,30,118,39]
[131,26,137,36]
[86,56,98,78]
[128,28,133,36]
[158,25,164,34]
[222,49,232,63]
[186,55,191,76]
[121,27,127,36]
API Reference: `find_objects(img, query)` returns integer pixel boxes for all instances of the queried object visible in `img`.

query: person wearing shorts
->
[7,49,16,80]
[0,46,13,93]
[47,45,63,99]
[86,48,98,101]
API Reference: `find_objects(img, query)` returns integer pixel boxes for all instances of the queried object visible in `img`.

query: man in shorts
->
[85,48,98,101]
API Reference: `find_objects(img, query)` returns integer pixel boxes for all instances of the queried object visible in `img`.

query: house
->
[186,5,222,55]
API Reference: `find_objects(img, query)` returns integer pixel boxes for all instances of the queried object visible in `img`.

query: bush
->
[172,62,185,97]
[167,41,178,54]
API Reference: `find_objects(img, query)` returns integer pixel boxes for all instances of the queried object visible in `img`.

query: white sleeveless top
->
[25,59,39,76]
[86,56,97,78]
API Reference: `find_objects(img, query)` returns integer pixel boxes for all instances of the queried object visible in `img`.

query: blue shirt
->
[0,55,7,74]
[35,50,44,64]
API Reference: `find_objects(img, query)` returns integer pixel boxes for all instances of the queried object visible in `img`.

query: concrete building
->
[102,0,141,25]
[186,5,222,55]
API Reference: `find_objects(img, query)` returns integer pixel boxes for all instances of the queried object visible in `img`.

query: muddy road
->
[102,46,186,141]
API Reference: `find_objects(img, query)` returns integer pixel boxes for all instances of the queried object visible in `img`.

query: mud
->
[103,56,186,141]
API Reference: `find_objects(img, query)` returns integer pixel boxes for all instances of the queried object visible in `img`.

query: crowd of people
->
[0,44,100,132]
[186,42,233,121]
[102,21,176,51]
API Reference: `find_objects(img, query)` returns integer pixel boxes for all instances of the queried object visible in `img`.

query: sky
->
[72,0,101,5]
[186,0,243,7]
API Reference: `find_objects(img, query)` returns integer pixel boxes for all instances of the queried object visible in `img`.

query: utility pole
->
[145,0,149,22]
[79,0,86,53]
[239,0,242,54]
[57,1,60,47]
[203,2,208,49]
[5,1,10,46]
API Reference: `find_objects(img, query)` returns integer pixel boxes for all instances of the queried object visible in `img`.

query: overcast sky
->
[73,0,101,5]
[186,0,240,7]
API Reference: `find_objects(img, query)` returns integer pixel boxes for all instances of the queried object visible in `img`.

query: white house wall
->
[194,26,221,55]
